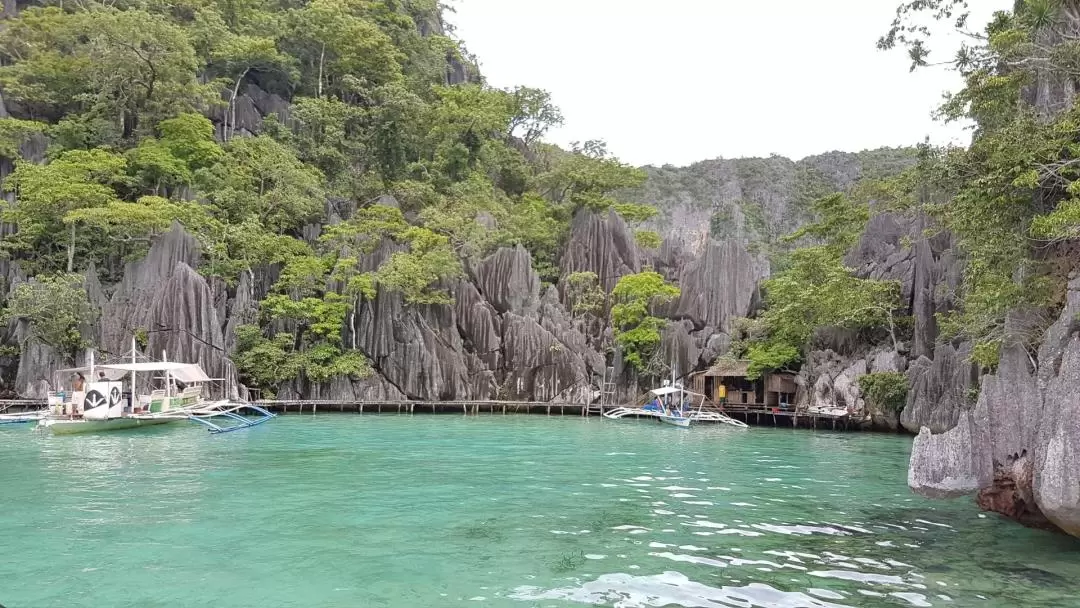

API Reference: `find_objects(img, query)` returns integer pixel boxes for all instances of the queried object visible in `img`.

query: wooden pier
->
[0,399,853,429]
[713,405,853,431]
[254,399,591,417]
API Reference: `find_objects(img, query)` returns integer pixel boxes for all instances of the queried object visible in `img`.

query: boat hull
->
[41,417,180,435]
[659,415,691,428]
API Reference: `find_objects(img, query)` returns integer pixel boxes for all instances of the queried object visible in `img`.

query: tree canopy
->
[0,0,664,393]
[878,0,1080,367]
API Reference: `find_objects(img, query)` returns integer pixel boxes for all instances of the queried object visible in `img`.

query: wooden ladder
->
[593,366,617,415]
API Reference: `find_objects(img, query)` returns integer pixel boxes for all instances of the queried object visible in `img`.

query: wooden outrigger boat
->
[38,345,275,435]
[604,377,749,430]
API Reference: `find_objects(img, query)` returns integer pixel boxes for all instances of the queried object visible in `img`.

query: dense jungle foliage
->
[732,0,1080,377]
[5,0,1077,396]
[0,0,675,392]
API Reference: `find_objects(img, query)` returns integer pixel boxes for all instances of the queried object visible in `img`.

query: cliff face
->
[618,149,916,252]
[0,210,762,403]
[909,276,1080,533]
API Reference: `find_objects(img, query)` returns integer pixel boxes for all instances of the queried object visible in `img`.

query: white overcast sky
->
[449,0,1013,167]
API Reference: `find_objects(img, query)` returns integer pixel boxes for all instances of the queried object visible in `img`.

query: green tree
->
[537,140,647,212]
[3,148,128,272]
[610,270,680,372]
[321,205,463,304]
[0,118,46,159]
[784,192,870,255]
[210,35,297,141]
[506,86,563,145]
[566,271,606,318]
[761,247,903,350]
[0,8,203,142]
[879,2,1080,362]
[197,135,325,234]
[128,113,223,194]
[1,273,99,362]
[285,0,403,100]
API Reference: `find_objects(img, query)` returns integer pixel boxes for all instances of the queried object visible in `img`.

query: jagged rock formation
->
[473,245,540,318]
[795,208,966,429]
[902,343,979,434]
[908,275,1080,535]
[100,223,235,389]
[663,239,764,331]
[908,412,990,498]
[334,232,616,403]
[560,208,639,291]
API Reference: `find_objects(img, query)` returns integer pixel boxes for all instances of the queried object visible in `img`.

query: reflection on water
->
[512,571,850,607]
[2,416,1079,607]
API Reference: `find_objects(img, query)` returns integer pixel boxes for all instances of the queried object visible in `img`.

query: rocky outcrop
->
[847,211,961,362]
[1032,275,1080,534]
[901,343,979,434]
[846,212,915,303]
[145,262,231,385]
[12,323,68,399]
[224,269,258,355]
[800,351,865,413]
[348,285,477,401]
[473,245,540,318]
[8,264,102,398]
[909,412,991,498]
[539,286,604,376]
[101,222,201,353]
[560,209,639,292]
[618,148,917,250]
[796,347,909,430]
[908,275,1080,536]
[663,239,764,331]
[340,241,604,403]
[454,280,502,370]
[501,313,591,403]
[659,320,700,380]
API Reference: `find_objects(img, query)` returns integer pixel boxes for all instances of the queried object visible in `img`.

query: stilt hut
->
[689,359,797,412]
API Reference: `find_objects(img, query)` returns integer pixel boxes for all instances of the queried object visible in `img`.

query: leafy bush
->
[611,270,680,372]
[745,343,800,380]
[858,372,909,413]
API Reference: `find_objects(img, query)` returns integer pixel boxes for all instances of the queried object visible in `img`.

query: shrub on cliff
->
[858,372,909,413]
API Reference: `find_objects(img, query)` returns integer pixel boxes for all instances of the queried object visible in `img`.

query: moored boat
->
[38,345,274,435]
[602,374,749,429]
[659,412,691,428]
[0,410,48,425]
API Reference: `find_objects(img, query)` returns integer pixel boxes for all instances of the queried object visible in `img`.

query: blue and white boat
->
[603,374,749,429]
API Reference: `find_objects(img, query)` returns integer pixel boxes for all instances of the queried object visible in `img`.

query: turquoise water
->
[2,416,1079,607]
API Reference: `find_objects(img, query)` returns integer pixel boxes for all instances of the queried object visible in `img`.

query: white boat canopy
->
[55,362,212,383]
[649,386,706,398]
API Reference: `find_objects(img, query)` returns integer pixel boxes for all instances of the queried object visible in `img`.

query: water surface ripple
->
[2,416,1078,607]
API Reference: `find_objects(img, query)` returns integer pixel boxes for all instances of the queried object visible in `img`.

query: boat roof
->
[650,386,705,397]
[56,362,212,383]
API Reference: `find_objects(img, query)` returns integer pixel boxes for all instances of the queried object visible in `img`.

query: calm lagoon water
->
[2,415,1079,607]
